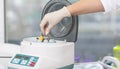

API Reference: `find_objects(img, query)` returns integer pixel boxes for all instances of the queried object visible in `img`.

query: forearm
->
[67,0,105,15]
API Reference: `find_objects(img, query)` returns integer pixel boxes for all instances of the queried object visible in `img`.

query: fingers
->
[40,13,54,35]
[40,19,53,35]
[45,25,53,35]
[40,17,48,35]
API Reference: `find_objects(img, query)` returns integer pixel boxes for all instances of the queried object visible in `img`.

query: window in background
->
[75,11,120,62]
[5,0,120,62]
[5,0,49,44]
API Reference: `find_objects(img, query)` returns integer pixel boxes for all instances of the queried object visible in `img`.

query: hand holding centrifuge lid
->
[40,0,120,35]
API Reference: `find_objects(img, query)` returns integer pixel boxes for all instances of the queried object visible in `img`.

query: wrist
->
[57,7,71,18]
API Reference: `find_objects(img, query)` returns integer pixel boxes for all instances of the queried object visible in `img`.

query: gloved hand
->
[40,7,71,35]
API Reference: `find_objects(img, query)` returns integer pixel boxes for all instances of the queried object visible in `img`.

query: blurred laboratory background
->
[5,0,120,62]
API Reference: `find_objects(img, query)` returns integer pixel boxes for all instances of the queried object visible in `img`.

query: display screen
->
[15,55,22,59]
[23,56,30,60]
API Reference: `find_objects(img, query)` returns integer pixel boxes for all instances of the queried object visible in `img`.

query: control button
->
[30,62,35,67]
[33,58,38,62]
[27,61,31,66]
[29,57,34,61]
[12,58,20,64]
[20,60,28,65]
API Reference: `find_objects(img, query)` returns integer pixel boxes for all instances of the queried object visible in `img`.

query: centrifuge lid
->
[41,0,78,42]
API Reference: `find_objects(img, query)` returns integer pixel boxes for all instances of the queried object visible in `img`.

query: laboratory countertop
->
[0,59,102,69]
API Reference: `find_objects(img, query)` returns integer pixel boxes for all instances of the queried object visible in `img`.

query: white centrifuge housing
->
[21,37,74,69]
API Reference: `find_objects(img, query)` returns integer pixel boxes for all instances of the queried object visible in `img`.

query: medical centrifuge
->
[8,0,78,69]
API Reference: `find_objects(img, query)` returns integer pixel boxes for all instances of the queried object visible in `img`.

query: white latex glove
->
[40,7,71,35]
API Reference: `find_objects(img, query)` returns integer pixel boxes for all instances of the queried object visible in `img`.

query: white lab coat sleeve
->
[100,0,120,13]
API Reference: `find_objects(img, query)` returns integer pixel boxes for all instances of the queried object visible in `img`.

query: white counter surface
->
[0,58,102,69]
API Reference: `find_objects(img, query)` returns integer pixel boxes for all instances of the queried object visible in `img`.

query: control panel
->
[11,54,39,67]
[8,54,40,69]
